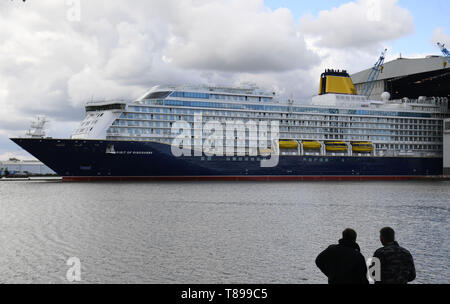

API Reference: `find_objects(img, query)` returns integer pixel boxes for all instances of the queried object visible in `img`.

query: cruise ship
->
[11,70,449,181]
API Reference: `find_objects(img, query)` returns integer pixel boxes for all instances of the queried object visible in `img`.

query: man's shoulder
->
[318,244,338,255]
[374,243,413,260]
[374,244,397,257]
[324,244,339,250]
[397,245,413,258]
[374,246,385,257]
[321,244,339,254]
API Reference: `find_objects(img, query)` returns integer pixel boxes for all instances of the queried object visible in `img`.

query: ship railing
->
[86,99,128,105]
[376,150,442,158]
[389,97,448,107]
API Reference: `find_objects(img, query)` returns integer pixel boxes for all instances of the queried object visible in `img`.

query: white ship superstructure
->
[71,79,448,158]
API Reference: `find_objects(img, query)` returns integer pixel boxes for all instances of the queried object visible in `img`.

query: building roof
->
[0,159,44,166]
[351,56,449,84]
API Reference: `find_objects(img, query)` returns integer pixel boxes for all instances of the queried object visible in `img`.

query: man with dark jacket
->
[315,228,369,284]
[373,227,416,284]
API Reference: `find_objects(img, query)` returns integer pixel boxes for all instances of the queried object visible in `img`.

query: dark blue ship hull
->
[11,138,443,181]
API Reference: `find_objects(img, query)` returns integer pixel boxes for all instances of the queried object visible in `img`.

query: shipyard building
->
[352,55,450,176]
[445,119,450,175]
[0,159,55,176]
[351,56,450,101]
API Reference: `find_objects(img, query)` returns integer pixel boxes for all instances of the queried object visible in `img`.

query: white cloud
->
[0,0,320,130]
[299,0,414,49]
[431,27,450,48]
[165,0,318,72]
[296,0,417,96]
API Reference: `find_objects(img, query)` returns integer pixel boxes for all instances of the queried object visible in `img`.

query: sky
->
[266,0,448,56]
[0,0,449,160]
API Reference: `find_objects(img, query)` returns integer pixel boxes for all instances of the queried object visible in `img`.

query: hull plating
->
[11,138,443,180]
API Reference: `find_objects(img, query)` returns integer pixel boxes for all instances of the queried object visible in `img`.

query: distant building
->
[351,56,450,101]
[444,119,450,175]
[0,159,55,176]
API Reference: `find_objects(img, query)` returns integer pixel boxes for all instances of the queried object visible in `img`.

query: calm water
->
[0,181,448,284]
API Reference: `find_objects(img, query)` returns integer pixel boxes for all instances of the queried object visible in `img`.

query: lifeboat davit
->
[259,148,274,154]
[302,141,321,150]
[325,141,348,152]
[279,140,299,149]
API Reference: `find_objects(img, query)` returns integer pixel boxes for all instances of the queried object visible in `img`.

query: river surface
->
[0,181,448,283]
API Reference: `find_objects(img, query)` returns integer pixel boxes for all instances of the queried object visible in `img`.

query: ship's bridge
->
[72,101,127,140]
[85,101,126,112]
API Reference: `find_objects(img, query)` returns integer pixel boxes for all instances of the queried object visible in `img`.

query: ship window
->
[86,103,125,112]
[445,121,450,131]
[143,91,171,99]
[80,165,92,171]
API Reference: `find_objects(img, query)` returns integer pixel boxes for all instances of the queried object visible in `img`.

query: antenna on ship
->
[26,116,49,138]
[288,93,294,112]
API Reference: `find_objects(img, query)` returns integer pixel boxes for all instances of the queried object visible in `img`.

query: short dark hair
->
[342,228,357,242]
[380,227,395,242]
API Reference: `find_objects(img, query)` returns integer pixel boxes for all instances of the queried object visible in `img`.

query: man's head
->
[380,227,395,245]
[342,228,357,242]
